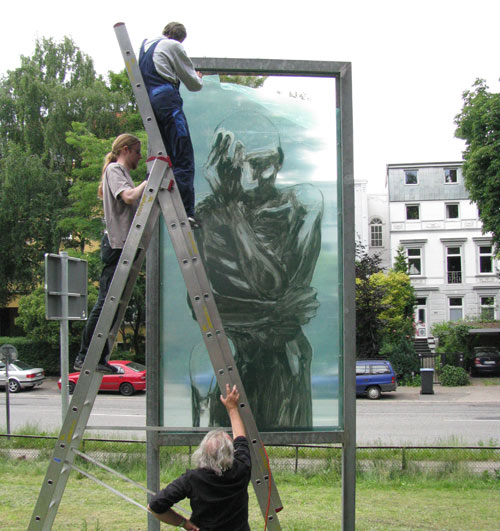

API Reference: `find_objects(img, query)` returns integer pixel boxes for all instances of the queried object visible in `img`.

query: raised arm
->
[220,384,245,439]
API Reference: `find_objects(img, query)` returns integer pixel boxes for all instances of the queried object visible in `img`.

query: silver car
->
[0,360,45,393]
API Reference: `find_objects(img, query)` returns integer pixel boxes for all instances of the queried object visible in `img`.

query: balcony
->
[447,271,462,284]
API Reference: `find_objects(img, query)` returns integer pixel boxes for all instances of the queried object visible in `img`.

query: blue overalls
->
[139,39,195,217]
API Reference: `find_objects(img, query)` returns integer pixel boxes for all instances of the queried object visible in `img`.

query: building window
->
[446,203,459,219]
[370,218,383,247]
[449,297,463,321]
[480,296,495,320]
[407,248,422,276]
[479,245,494,274]
[406,204,420,220]
[444,168,458,184]
[446,247,462,284]
[405,170,418,185]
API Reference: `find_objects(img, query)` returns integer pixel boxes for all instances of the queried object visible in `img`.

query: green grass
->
[1,455,500,530]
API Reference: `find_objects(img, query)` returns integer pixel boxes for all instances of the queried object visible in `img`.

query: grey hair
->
[192,429,234,476]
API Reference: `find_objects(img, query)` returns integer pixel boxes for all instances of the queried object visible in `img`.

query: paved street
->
[1,377,499,444]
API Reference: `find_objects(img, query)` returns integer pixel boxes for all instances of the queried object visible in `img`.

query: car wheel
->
[366,386,381,400]
[119,382,135,396]
[68,381,76,395]
[8,379,21,393]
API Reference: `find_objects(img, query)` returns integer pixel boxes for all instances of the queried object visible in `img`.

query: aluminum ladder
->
[28,21,282,530]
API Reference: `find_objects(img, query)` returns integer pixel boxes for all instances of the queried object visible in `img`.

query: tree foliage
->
[0,37,141,303]
[455,78,500,249]
[393,245,408,273]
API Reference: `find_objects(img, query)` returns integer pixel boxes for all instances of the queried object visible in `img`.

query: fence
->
[1,434,499,477]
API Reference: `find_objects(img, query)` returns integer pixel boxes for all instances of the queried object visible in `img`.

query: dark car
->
[470,347,500,376]
[0,360,45,393]
[356,359,397,399]
[58,360,146,396]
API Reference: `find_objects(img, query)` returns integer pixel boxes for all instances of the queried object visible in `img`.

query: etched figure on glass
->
[191,113,324,430]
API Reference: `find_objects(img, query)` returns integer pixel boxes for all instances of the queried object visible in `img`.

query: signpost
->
[45,252,87,419]
[0,343,18,437]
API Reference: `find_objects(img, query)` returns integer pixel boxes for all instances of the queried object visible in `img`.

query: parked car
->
[58,360,146,396]
[356,359,397,399]
[470,347,500,376]
[0,360,45,393]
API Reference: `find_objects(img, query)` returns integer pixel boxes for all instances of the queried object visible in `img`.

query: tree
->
[0,37,140,302]
[455,78,500,249]
[0,144,66,305]
[393,245,408,273]
[355,242,385,357]
[219,75,268,88]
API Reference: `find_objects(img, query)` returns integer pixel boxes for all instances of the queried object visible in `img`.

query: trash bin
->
[420,368,434,395]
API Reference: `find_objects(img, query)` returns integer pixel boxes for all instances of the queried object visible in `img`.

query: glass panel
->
[416,298,426,305]
[449,298,462,306]
[446,204,459,219]
[408,249,421,256]
[356,364,368,375]
[480,256,493,273]
[370,225,382,247]
[371,364,391,374]
[406,205,419,220]
[405,170,418,185]
[447,247,460,255]
[159,75,340,431]
[450,308,462,321]
[444,168,457,183]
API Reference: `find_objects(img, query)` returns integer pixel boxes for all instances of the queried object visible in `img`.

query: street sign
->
[45,253,88,320]
[0,343,18,362]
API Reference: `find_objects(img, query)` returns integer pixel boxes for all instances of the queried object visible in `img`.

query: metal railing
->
[1,434,499,476]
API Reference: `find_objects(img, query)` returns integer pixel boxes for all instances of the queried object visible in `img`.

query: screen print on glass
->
[160,75,340,431]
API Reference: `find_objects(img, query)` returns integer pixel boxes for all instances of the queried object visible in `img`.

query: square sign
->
[45,253,88,320]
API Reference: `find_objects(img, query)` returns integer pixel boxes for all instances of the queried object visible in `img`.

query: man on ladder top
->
[74,134,147,373]
[139,22,203,228]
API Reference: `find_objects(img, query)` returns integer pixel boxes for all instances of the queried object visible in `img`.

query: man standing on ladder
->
[139,22,203,227]
[74,134,147,373]
[148,384,251,530]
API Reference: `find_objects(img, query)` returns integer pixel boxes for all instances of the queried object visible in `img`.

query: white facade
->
[387,162,499,336]
[355,180,390,270]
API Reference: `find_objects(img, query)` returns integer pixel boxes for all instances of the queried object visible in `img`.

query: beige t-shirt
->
[102,162,138,249]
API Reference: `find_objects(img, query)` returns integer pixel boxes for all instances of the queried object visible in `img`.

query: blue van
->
[356,359,397,399]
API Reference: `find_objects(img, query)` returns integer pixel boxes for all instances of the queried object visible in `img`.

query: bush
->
[440,364,470,387]
[379,336,420,380]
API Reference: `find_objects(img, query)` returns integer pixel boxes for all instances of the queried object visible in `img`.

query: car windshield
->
[124,361,146,372]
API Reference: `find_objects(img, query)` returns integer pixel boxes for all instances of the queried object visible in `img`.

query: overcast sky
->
[2,0,499,191]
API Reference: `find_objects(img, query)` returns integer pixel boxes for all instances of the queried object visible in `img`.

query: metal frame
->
[146,58,356,529]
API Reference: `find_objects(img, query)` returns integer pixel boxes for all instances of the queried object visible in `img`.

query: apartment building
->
[386,161,499,337]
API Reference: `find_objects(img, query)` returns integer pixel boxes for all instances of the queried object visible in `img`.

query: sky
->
[2,0,499,192]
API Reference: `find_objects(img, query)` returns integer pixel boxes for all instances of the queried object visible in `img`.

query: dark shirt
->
[149,436,251,531]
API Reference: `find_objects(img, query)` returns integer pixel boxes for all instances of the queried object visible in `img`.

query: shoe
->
[96,362,119,374]
[74,356,85,371]
[188,216,201,229]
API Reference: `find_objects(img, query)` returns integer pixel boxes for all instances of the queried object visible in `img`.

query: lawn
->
[1,457,499,530]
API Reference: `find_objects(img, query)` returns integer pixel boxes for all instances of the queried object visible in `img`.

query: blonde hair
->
[98,133,140,198]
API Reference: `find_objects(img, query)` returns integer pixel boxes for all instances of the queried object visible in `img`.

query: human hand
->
[220,383,239,411]
[196,70,203,78]
[183,519,200,530]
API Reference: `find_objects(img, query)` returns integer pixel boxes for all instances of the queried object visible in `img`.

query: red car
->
[58,360,146,396]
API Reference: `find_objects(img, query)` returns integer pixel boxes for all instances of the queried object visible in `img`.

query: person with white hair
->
[148,384,250,530]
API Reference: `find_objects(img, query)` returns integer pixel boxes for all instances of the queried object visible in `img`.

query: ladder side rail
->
[156,190,283,520]
[114,22,282,527]
[29,160,170,530]
[106,197,163,343]
[29,374,103,530]
[114,23,168,157]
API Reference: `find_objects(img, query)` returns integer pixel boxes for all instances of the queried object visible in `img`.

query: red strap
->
[146,155,172,167]
[167,179,175,191]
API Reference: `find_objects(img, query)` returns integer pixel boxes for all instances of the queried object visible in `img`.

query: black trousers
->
[78,234,121,360]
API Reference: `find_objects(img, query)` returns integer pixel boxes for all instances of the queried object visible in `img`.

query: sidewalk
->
[392,379,500,402]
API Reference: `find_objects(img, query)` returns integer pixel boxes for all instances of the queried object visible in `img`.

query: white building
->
[386,161,499,337]
[354,180,390,269]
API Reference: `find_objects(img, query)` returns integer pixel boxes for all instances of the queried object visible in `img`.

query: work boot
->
[188,216,202,229]
[73,355,85,371]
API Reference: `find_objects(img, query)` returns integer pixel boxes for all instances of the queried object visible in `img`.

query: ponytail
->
[98,133,140,199]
